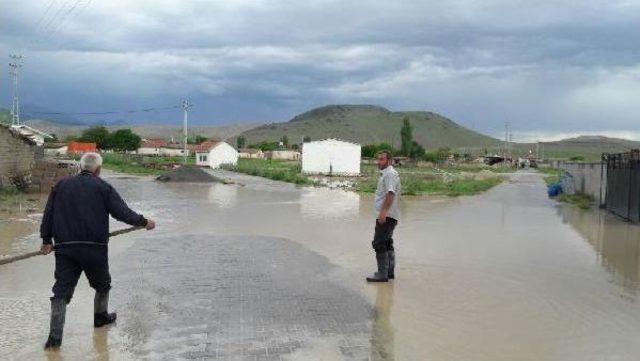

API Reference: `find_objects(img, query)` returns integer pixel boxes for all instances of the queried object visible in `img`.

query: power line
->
[43,0,86,41]
[39,0,74,37]
[25,106,182,116]
[33,0,59,32]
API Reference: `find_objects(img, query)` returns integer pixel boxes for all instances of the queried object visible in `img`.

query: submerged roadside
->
[222,158,512,197]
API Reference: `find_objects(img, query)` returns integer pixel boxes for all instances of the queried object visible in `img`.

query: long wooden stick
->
[0,226,144,266]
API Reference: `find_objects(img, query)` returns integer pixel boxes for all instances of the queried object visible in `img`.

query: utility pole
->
[509,133,513,159]
[504,121,509,159]
[9,54,23,126]
[182,99,192,165]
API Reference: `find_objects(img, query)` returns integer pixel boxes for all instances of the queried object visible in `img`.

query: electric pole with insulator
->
[9,54,23,126]
[182,99,192,164]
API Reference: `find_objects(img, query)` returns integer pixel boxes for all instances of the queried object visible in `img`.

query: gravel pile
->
[156,165,222,183]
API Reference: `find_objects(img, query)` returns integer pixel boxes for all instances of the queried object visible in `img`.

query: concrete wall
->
[0,125,39,187]
[551,160,607,205]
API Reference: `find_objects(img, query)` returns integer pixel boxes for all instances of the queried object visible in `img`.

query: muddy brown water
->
[1,170,640,360]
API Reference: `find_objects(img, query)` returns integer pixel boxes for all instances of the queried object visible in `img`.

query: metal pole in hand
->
[0,226,145,266]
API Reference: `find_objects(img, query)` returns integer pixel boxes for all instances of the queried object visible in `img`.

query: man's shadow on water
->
[370,283,395,361]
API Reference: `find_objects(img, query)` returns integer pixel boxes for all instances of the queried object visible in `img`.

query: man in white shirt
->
[367,150,401,282]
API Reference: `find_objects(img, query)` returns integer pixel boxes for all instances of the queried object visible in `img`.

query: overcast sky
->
[1,0,639,141]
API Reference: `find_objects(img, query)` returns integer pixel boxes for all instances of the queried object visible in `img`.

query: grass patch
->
[558,193,593,209]
[537,167,563,185]
[0,185,21,199]
[357,174,503,196]
[224,159,504,196]
[99,154,194,175]
[223,159,316,186]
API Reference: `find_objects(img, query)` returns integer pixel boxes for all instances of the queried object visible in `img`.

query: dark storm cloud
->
[1,0,639,139]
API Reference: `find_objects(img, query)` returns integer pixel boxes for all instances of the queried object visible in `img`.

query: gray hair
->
[79,152,103,172]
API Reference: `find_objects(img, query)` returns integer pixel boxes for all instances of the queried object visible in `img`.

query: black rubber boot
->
[366,252,389,282]
[388,251,395,280]
[44,298,67,350]
[94,291,117,328]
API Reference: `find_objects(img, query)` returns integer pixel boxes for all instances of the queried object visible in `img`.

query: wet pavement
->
[2,170,640,360]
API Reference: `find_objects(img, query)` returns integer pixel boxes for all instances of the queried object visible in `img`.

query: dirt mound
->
[156,165,221,183]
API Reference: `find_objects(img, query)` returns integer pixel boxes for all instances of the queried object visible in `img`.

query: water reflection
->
[370,284,395,361]
[299,188,360,219]
[207,183,238,208]
[560,206,640,293]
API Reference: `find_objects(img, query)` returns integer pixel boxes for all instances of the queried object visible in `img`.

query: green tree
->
[409,141,425,159]
[251,141,279,151]
[109,129,141,152]
[281,135,289,148]
[361,144,379,158]
[80,126,110,149]
[237,135,246,149]
[400,116,414,157]
[303,135,311,143]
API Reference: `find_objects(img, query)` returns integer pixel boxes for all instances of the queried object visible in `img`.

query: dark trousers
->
[372,217,398,253]
[52,245,111,302]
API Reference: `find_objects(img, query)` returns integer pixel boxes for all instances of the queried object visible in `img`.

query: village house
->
[0,123,49,187]
[302,139,361,176]
[195,140,238,168]
[137,139,168,155]
[67,141,97,154]
[238,148,264,159]
[159,143,190,157]
[44,142,68,156]
[264,149,301,161]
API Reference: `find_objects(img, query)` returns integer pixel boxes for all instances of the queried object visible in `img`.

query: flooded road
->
[2,170,640,360]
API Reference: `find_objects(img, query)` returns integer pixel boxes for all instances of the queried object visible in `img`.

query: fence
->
[604,150,640,222]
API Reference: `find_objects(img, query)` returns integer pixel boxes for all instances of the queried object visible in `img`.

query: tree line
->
[73,126,142,151]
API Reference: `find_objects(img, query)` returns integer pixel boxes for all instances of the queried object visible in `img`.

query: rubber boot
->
[366,252,389,282]
[388,251,395,280]
[44,298,67,350]
[94,291,117,328]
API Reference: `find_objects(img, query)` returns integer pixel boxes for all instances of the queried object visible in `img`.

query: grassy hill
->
[237,105,501,149]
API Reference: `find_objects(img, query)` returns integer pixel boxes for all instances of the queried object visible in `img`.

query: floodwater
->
[2,170,640,360]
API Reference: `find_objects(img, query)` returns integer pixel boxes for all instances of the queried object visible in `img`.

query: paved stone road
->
[113,234,377,360]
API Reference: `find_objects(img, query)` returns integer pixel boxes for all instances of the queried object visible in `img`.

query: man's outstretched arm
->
[106,185,155,230]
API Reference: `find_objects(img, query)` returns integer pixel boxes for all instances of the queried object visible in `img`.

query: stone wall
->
[551,160,607,206]
[0,125,39,187]
[28,160,80,193]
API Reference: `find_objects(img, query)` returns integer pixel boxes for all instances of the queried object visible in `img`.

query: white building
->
[302,139,361,176]
[195,140,238,168]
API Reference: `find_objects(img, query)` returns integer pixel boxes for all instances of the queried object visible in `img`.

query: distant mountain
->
[20,105,86,125]
[237,104,501,148]
[514,136,640,161]
[22,119,261,142]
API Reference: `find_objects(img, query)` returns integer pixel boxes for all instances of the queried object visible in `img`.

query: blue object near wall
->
[548,183,563,197]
